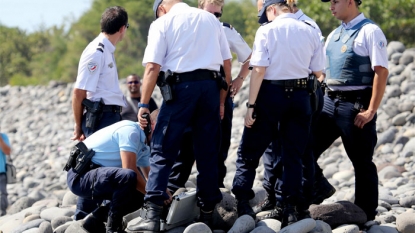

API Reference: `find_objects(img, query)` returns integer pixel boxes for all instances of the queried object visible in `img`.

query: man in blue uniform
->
[67,115,157,233]
[167,0,252,194]
[128,0,232,231]
[232,0,324,227]
[71,6,129,220]
[313,0,389,221]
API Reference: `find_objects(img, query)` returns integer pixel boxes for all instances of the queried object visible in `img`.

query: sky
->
[0,0,93,33]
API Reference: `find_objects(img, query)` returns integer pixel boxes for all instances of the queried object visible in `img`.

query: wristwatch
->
[138,102,150,109]
[246,102,256,108]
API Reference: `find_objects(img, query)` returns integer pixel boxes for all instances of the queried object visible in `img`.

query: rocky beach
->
[1,41,415,233]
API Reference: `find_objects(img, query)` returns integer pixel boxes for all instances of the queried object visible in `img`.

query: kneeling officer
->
[65,113,158,233]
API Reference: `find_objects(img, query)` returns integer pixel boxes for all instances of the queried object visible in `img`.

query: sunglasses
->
[128,81,139,85]
[213,12,222,18]
[126,23,129,29]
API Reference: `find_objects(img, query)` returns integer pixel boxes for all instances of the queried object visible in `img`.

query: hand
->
[230,77,244,98]
[219,104,225,120]
[71,124,85,141]
[244,108,256,128]
[138,108,151,131]
[164,189,173,206]
[354,109,375,129]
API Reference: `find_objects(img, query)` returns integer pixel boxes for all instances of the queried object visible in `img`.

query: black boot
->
[126,201,163,233]
[253,196,276,214]
[257,201,283,221]
[106,215,125,233]
[82,214,106,233]
[198,209,213,229]
[281,204,297,228]
[311,176,336,204]
[236,199,256,220]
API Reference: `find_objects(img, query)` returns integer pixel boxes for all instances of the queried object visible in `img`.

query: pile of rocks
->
[0,41,415,233]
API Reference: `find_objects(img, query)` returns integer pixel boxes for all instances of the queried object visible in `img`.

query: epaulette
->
[302,21,316,29]
[97,42,105,53]
[222,22,233,30]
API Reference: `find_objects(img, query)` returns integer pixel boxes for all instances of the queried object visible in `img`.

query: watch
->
[138,102,150,109]
[246,102,256,108]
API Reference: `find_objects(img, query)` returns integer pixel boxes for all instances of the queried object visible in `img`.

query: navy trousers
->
[145,79,222,211]
[313,95,378,220]
[67,167,141,219]
[167,92,233,192]
[74,111,122,220]
[262,85,324,206]
[232,82,312,205]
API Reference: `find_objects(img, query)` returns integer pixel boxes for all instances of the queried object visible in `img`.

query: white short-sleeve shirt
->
[74,33,126,107]
[142,3,232,73]
[250,13,324,80]
[222,23,252,63]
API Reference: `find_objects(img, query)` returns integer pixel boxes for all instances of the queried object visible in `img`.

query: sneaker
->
[311,177,336,204]
[253,198,275,214]
[281,204,297,228]
[256,205,282,221]
[236,199,256,220]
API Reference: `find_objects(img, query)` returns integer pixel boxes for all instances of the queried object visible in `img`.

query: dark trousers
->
[74,111,122,220]
[262,86,324,206]
[145,79,222,211]
[167,92,233,192]
[67,167,142,219]
[313,95,378,220]
[232,83,312,205]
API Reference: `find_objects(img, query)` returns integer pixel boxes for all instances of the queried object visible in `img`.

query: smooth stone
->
[61,191,78,207]
[279,218,316,233]
[396,212,415,233]
[249,226,275,233]
[227,215,256,233]
[379,194,400,205]
[399,196,415,208]
[332,224,359,233]
[310,201,366,228]
[332,170,354,182]
[256,218,281,232]
[10,219,45,233]
[377,214,396,224]
[7,197,37,215]
[309,220,332,233]
[40,207,75,221]
[38,221,53,233]
[21,229,39,233]
[51,216,73,230]
[183,222,211,233]
[22,214,41,223]
[249,187,267,207]
[52,221,73,233]
[166,226,186,233]
[367,225,399,233]
[64,221,89,233]
[213,191,238,230]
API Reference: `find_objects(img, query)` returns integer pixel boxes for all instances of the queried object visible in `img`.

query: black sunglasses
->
[126,23,129,29]
[128,81,139,85]
[213,12,222,18]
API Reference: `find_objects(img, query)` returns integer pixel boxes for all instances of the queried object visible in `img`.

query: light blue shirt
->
[0,133,10,174]
[85,121,150,168]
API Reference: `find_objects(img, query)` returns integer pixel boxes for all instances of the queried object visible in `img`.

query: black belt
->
[263,78,308,89]
[326,89,372,103]
[171,69,218,83]
[102,105,122,113]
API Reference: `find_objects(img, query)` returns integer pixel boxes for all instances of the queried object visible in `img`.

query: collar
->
[274,13,297,21]
[98,33,116,53]
[341,13,366,30]
[294,9,305,19]
[168,2,189,15]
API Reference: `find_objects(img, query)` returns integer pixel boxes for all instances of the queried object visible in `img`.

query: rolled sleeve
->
[142,21,167,67]
[250,27,269,67]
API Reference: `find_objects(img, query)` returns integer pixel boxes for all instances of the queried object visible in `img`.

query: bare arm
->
[230,54,252,97]
[245,66,266,128]
[137,63,160,130]
[120,151,147,194]
[71,88,87,141]
[140,166,150,180]
[0,136,11,156]
[354,66,388,128]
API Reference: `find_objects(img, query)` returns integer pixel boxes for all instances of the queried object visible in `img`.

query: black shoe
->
[126,201,163,233]
[311,177,336,204]
[253,198,275,214]
[198,209,214,229]
[297,209,311,220]
[106,215,126,233]
[236,199,256,220]
[281,204,297,228]
[82,214,106,233]
[256,204,282,221]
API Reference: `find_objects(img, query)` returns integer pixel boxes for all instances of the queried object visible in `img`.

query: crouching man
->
[66,110,159,233]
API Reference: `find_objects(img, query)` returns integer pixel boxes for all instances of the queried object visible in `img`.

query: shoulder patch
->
[87,61,98,73]
[222,22,233,30]
[377,40,386,50]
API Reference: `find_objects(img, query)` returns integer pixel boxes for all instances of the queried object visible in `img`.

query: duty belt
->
[326,89,371,102]
[102,105,122,113]
[263,78,308,89]
[171,69,218,83]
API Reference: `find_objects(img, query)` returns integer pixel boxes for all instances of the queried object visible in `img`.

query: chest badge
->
[108,62,114,68]
[341,45,347,53]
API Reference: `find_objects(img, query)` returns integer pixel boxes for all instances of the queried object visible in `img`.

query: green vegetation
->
[0,0,414,86]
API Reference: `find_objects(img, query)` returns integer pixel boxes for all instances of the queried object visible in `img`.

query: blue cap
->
[258,0,286,24]
[153,0,163,19]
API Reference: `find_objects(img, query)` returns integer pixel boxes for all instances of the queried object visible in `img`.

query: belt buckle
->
[284,80,294,92]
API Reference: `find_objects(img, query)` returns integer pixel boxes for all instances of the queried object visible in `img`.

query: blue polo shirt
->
[85,120,150,168]
[0,133,10,174]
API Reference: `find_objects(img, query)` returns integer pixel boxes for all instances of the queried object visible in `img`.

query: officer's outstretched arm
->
[120,150,147,194]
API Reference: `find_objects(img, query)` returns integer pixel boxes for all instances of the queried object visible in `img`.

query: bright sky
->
[0,0,93,33]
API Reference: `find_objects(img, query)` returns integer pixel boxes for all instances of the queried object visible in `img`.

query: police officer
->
[167,0,252,193]
[231,0,324,227]
[256,0,329,220]
[121,74,158,122]
[67,115,157,232]
[127,0,232,231]
[313,0,388,221]
[71,6,129,221]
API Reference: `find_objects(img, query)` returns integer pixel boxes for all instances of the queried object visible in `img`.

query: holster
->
[82,98,104,130]
[63,141,95,175]
[217,65,228,91]
[157,70,174,103]
[307,74,318,94]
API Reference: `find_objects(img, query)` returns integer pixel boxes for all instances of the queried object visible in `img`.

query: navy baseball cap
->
[153,0,163,19]
[258,0,286,24]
